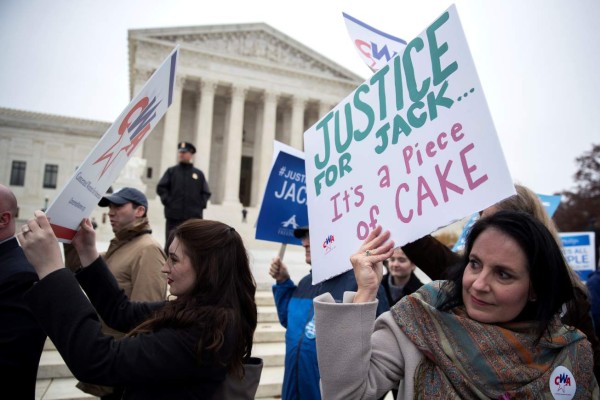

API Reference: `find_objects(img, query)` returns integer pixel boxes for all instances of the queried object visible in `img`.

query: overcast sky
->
[1,0,598,195]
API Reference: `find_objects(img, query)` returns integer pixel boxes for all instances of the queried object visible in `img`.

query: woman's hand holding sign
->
[71,218,99,267]
[19,212,100,279]
[350,225,394,303]
[19,211,64,279]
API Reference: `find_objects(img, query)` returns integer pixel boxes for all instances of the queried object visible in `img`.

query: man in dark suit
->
[0,184,46,399]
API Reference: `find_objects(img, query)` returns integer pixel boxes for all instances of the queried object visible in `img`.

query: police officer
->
[157,141,211,246]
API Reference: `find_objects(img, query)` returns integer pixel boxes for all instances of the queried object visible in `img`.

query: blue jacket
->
[272,269,389,400]
[587,270,600,340]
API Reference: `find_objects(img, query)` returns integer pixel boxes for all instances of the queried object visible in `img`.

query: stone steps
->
[36,378,95,400]
[258,306,279,324]
[36,289,286,399]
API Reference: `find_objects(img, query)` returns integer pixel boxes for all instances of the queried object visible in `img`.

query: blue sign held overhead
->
[255,151,308,245]
[537,194,561,218]
[452,213,478,253]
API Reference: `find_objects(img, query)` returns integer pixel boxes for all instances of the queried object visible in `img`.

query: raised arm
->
[19,211,69,279]
[401,235,461,280]
[350,225,394,303]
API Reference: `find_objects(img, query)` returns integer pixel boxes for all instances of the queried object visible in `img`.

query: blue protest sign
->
[255,151,308,245]
[451,213,479,253]
[451,192,562,253]
[537,194,561,217]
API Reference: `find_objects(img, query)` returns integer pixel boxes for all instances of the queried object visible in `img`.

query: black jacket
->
[0,237,46,400]
[401,235,460,281]
[157,163,211,220]
[381,272,424,307]
[25,257,228,399]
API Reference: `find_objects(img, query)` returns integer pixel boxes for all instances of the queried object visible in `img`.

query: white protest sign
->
[273,140,304,162]
[560,232,596,282]
[305,5,515,284]
[343,12,407,72]
[46,47,179,242]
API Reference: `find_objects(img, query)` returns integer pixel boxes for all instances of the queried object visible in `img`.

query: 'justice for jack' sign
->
[304,5,515,284]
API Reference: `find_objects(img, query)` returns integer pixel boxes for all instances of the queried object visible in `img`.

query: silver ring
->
[365,250,371,256]
[22,225,30,234]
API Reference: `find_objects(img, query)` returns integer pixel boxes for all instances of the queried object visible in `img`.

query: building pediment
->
[129,23,363,82]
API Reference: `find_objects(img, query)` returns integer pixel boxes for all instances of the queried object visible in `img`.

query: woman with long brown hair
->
[19,212,257,399]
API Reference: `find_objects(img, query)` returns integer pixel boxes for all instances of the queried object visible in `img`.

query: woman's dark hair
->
[440,210,574,341]
[493,184,587,295]
[129,219,257,378]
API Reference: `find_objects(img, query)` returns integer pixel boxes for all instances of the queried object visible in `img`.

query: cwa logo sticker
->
[322,234,335,254]
[549,366,576,399]
[94,96,161,178]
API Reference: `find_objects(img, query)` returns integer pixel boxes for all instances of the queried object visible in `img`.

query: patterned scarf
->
[391,281,595,399]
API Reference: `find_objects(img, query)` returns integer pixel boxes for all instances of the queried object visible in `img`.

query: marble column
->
[158,75,185,176]
[250,101,264,207]
[194,79,216,177]
[251,91,278,206]
[221,85,247,205]
[290,96,306,150]
[281,99,292,145]
[319,101,332,119]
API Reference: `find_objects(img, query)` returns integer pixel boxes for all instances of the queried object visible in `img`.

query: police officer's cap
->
[178,141,196,154]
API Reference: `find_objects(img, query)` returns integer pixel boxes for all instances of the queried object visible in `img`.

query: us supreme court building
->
[0,23,363,241]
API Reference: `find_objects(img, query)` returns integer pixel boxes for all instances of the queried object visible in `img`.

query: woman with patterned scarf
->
[314,211,598,399]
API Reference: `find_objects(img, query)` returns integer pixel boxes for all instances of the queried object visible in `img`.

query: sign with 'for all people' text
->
[560,232,596,282]
[304,5,515,284]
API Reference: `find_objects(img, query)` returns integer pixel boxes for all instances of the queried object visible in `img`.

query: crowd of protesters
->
[2,179,599,399]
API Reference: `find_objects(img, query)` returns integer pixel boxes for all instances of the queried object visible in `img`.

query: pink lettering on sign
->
[356,205,381,240]
[329,185,365,223]
[460,143,488,189]
[394,141,486,223]
[402,122,464,174]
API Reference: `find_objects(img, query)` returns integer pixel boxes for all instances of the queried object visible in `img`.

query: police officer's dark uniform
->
[157,142,211,245]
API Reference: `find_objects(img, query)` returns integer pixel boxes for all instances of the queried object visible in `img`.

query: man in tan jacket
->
[66,187,167,399]
[97,187,167,313]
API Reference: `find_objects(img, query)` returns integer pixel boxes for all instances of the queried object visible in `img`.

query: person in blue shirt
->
[587,270,600,340]
[269,225,389,399]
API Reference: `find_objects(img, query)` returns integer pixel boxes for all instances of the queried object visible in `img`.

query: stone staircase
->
[35,283,286,400]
